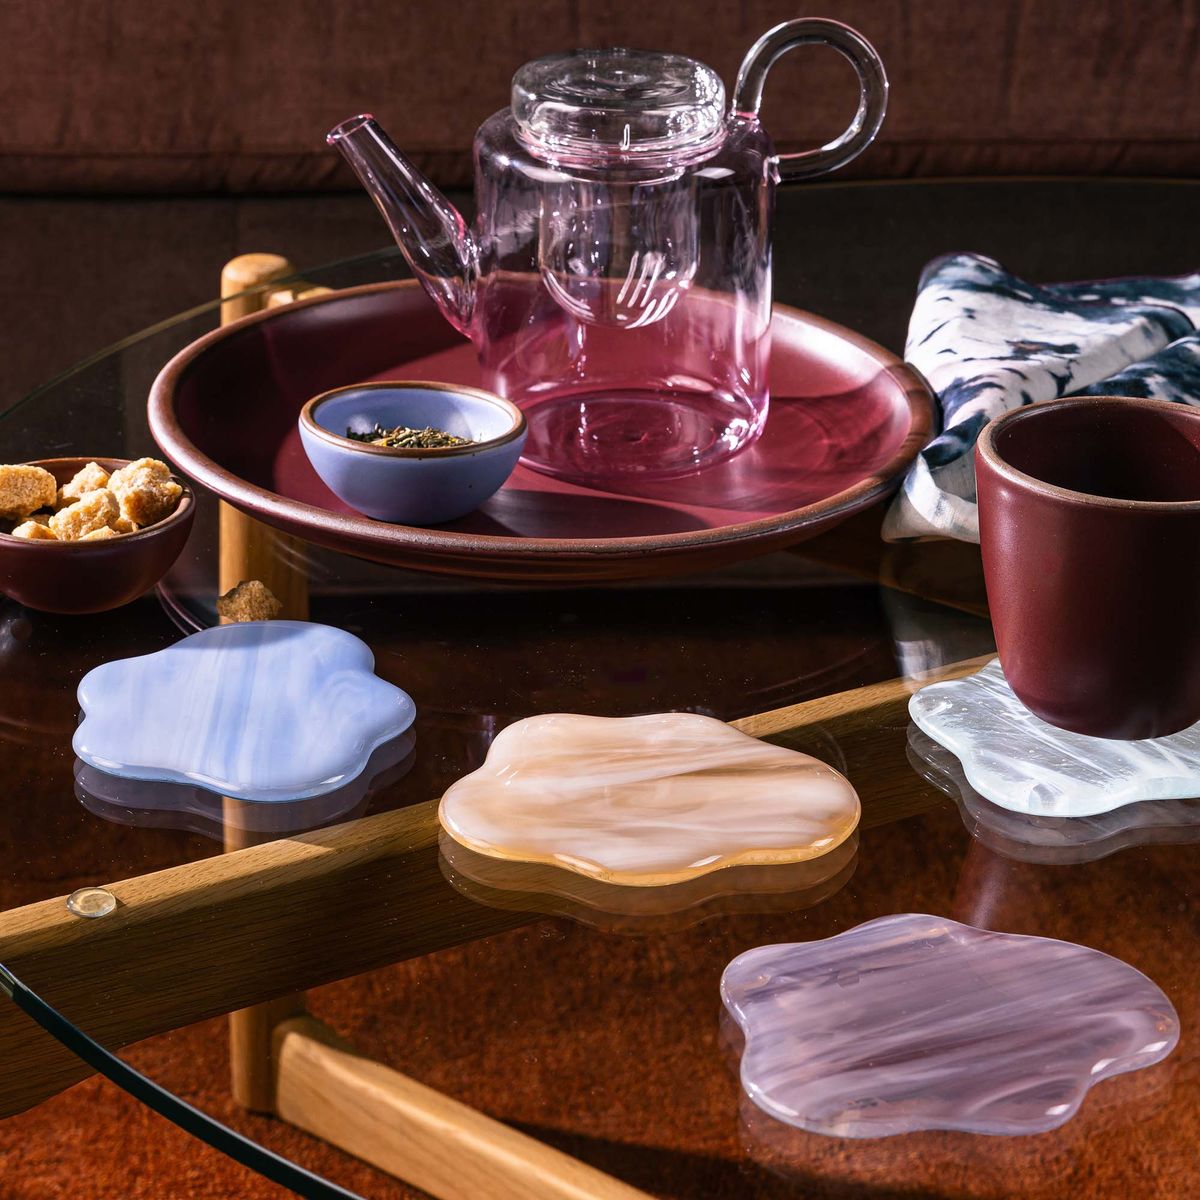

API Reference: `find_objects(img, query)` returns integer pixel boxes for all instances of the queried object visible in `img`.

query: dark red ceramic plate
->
[149,281,932,581]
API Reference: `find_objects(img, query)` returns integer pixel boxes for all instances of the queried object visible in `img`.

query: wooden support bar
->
[0,655,985,1117]
[732,653,987,741]
[0,802,528,1118]
[267,284,335,308]
[734,653,989,830]
[274,1017,654,1200]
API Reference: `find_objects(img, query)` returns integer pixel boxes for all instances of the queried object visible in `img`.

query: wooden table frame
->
[0,648,984,1195]
[0,255,984,1200]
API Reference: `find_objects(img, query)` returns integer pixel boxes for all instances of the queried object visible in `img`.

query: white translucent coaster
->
[909,658,1200,817]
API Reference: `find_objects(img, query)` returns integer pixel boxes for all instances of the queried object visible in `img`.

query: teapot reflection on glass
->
[330,19,887,484]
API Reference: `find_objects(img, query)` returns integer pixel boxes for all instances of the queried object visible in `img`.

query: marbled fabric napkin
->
[883,253,1200,542]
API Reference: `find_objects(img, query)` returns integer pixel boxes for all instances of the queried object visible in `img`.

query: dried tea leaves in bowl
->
[345,423,475,449]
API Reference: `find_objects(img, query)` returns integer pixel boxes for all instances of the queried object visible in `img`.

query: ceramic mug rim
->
[976,395,1200,515]
[300,380,527,460]
[0,456,195,549]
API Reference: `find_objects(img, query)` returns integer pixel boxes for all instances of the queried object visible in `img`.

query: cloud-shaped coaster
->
[438,712,859,885]
[907,725,1200,865]
[909,658,1200,817]
[74,621,415,802]
[721,913,1179,1138]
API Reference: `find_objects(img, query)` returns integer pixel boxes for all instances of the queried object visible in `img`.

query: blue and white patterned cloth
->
[882,253,1200,542]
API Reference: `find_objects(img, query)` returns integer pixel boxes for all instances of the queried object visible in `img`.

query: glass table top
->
[0,180,1197,1200]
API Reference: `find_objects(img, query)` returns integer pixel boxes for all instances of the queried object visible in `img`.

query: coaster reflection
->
[907,725,1200,865]
[439,830,858,934]
[76,729,417,841]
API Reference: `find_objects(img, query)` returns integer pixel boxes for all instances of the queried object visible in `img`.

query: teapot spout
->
[328,115,478,335]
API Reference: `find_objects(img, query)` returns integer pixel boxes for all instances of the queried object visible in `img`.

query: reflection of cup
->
[976,397,1200,739]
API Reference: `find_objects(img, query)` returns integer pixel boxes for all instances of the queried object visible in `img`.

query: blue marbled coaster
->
[74,621,415,802]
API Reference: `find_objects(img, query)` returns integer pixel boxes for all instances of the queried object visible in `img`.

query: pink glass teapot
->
[330,19,887,484]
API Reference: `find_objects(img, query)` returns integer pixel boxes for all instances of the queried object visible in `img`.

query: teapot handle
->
[732,19,888,183]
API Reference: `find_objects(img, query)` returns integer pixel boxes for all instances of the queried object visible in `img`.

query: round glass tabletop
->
[0,180,1197,1200]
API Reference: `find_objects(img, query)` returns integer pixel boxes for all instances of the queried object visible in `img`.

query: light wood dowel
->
[0,655,983,1117]
[229,992,306,1112]
[224,799,309,1112]
[219,253,296,325]
[267,284,334,308]
[217,251,312,621]
[217,502,311,622]
[219,253,314,1110]
[275,1017,653,1200]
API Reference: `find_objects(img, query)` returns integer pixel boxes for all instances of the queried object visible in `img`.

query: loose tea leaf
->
[346,423,475,449]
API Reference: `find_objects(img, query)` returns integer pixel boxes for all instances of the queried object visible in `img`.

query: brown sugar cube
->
[81,526,119,541]
[0,465,57,520]
[216,580,283,623]
[108,457,182,526]
[10,520,58,540]
[49,488,120,541]
[112,516,139,534]
[60,461,112,504]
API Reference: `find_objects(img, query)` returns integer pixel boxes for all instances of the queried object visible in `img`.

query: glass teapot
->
[330,19,887,483]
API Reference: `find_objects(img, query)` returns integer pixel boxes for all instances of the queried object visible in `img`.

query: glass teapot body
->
[331,22,887,484]
[470,103,778,481]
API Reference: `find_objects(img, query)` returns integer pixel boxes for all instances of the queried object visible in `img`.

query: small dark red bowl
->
[0,457,195,614]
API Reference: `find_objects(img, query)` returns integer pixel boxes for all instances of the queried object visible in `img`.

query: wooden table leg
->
[223,804,307,1114]
[218,502,310,623]
[219,253,313,1113]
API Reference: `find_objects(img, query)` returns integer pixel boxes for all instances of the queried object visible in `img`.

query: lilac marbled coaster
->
[721,914,1178,1137]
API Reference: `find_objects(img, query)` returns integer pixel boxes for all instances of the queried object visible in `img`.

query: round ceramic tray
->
[149,281,933,581]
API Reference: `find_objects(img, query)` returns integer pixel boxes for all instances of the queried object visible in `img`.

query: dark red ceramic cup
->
[976,396,1200,739]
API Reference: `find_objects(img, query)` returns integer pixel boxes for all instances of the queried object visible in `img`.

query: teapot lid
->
[512,49,725,160]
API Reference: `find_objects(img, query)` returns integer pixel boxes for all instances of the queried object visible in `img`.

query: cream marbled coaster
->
[438,712,859,885]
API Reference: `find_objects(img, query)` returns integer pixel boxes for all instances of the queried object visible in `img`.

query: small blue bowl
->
[299,382,527,525]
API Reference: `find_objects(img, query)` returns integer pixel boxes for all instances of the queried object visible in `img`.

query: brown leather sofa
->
[1,0,1197,398]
